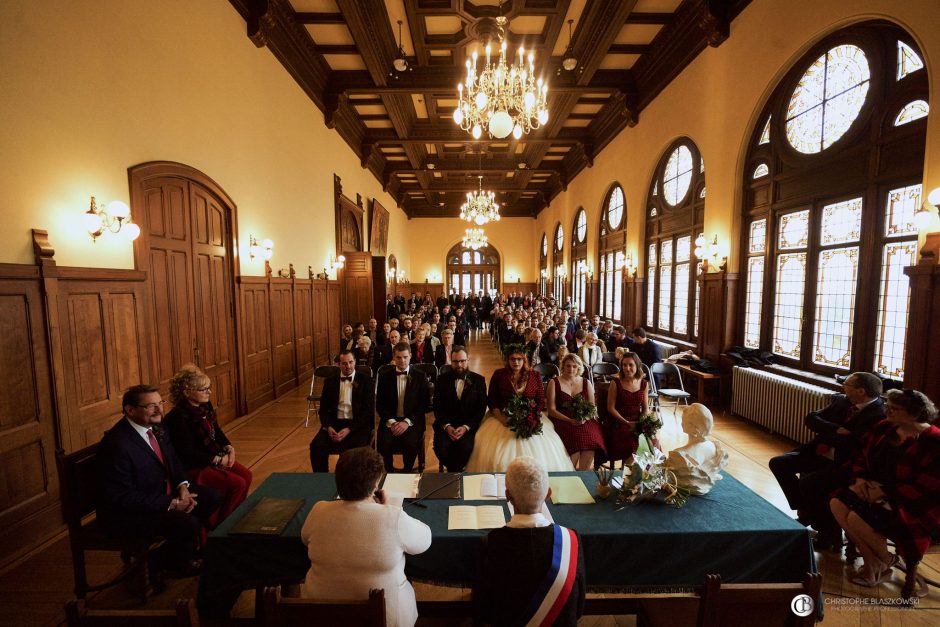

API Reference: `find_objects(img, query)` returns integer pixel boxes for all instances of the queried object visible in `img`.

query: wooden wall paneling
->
[327,282,341,357]
[421,283,444,299]
[697,271,739,363]
[312,280,331,366]
[513,282,539,296]
[294,278,314,380]
[269,278,297,397]
[0,262,61,568]
[340,251,372,327]
[902,263,940,401]
[238,277,274,412]
[585,280,598,316]
[371,256,387,323]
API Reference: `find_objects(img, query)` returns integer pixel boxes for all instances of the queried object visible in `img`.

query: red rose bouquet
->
[505,393,543,439]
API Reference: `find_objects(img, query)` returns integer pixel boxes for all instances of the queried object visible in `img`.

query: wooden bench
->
[675,362,727,405]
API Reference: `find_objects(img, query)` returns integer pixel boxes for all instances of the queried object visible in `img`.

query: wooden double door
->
[131,164,238,423]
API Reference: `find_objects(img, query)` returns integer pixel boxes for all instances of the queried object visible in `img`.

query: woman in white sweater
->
[578,332,603,371]
[301,447,432,626]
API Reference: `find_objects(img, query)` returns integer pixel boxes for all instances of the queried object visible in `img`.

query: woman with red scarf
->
[165,364,252,527]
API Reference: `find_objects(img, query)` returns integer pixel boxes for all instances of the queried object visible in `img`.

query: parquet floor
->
[1,328,936,626]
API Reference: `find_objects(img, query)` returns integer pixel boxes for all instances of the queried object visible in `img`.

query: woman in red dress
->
[546,353,606,470]
[605,352,649,466]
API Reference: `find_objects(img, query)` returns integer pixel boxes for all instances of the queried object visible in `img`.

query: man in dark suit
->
[366,318,385,346]
[631,327,662,367]
[96,385,221,576]
[309,350,375,472]
[374,329,401,370]
[769,372,885,547]
[387,295,401,321]
[478,456,585,627]
[433,347,487,471]
[376,342,431,472]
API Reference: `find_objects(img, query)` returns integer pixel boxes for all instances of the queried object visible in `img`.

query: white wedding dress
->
[465,412,574,472]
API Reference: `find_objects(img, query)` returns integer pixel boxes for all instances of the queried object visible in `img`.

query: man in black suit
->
[309,350,375,472]
[97,385,221,576]
[376,342,431,472]
[478,456,585,627]
[374,329,401,370]
[433,347,487,471]
[769,372,885,546]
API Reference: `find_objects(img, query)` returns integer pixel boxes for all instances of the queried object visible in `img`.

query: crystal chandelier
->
[462,228,488,250]
[452,12,548,139]
[460,175,501,225]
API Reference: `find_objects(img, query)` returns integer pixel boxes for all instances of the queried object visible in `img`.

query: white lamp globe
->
[475,214,486,225]
[83,211,103,235]
[123,222,141,241]
[453,108,463,125]
[488,110,513,138]
[537,109,548,125]
[107,200,130,220]
[472,124,482,139]
[512,124,522,140]
[475,91,488,110]
[928,187,940,206]
[524,91,535,111]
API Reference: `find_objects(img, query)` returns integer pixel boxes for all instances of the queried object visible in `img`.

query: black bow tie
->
[340,376,352,382]
[397,371,408,376]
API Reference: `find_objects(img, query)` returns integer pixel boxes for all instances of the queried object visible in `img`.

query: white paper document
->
[463,474,506,500]
[382,473,420,499]
[448,505,507,530]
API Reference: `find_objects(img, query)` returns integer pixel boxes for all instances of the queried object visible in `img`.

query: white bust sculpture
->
[665,403,728,495]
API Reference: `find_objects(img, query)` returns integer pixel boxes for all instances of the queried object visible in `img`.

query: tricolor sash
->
[519,524,579,627]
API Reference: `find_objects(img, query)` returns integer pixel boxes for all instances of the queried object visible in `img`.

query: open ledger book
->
[447,505,506,530]
[462,474,506,500]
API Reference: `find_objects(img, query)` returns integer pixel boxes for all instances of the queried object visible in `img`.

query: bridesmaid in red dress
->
[546,353,607,470]
[605,352,650,466]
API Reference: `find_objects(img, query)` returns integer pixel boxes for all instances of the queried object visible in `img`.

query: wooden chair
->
[262,586,386,626]
[55,445,161,601]
[533,362,559,381]
[306,365,340,427]
[65,598,199,626]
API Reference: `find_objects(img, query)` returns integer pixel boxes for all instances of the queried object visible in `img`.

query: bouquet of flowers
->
[563,394,598,424]
[505,393,543,439]
[632,412,662,453]
[617,450,690,509]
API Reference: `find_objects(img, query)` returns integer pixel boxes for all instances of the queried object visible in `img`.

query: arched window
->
[645,140,705,340]
[553,223,565,303]
[539,233,548,295]
[446,242,501,296]
[741,22,927,379]
[598,184,626,321]
[571,209,588,312]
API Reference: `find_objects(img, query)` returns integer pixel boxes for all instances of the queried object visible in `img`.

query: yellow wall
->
[535,0,940,276]
[0,0,407,276]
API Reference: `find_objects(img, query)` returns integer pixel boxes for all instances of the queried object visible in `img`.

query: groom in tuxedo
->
[432,347,487,471]
[309,349,375,472]
[376,342,430,472]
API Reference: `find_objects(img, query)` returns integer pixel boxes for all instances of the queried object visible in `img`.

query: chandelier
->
[462,228,488,250]
[460,175,501,225]
[453,13,549,139]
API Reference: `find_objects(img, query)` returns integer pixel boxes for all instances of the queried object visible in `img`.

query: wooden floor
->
[2,328,937,626]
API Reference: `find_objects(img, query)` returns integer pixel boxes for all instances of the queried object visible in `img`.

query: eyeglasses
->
[136,400,166,410]
[193,386,212,393]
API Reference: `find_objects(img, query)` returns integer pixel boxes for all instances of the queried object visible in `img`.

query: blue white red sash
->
[519,524,579,627]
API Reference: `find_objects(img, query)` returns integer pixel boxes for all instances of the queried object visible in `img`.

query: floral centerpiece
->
[505,393,543,439]
[563,394,598,424]
[617,450,691,508]
[632,411,662,453]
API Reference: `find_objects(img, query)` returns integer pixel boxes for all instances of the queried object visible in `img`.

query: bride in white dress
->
[465,348,574,472]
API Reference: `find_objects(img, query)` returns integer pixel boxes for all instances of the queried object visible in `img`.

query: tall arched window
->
[446,243,501,296]
[645,140,705,340]
[539,233,548,295]
[598,184,626,321]
[571,208,588,312]
[553,223,565,303]
[741,22,927,379]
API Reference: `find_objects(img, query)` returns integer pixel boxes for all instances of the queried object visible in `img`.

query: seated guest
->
[97,385,221,576]
[578,332,602,370]
[446,317,467,346]
[376,343,431,472]
[830,389,939,589]
[309,350,375,472]
[540,327,563,365]
[354,335,374,371]
[434,328,456,367]
[477,456,585,627]
[769,372,884,541]
[546,354,606,471]
[630,327,661,368]
[164,366,251,527]
[433,347,487,471]
[422,323,441,350]
[524,327,549,367]
[605,352,650,465]
[400,317,415,341]
[567,329,587,355]
[410,327,435,364]
[597,320,613,345]
[374,329,401,371]
[338,324,355,352]
[366,318,384,346]
[301,447,432,627]
[607,325,634,351]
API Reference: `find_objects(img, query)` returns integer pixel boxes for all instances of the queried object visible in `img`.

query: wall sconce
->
[387,267,397,281]
[248,235,273,262]
[695,234,727,271]
[399,270,409,285]
[83,196,140,242]
[915,187,940,231]
[322,254,345,278]
[578,261,594,280]
[540,268,547,278]
[624,253,637,277]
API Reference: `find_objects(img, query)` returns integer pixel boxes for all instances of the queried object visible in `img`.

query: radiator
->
[657,341,680,360]
[731,366,834,444]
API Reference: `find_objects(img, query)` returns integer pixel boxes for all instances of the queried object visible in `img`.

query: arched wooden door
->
[129,162,239,423]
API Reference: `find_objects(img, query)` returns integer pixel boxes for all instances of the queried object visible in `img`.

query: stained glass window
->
[786,45,870,154]
[658,265,672,331]
[885,184,920,237]
[894,100,929,126]
[744,257,764,348]
[749,219,767,254]
[653,181,658,196]
[897,41,924,80]
[759,116,771,145]
[660,240,673,265]
[875,241,917,378]
[675,236,691,262]
[700,158,705,174]
[541,234,547,257]
[778,210,809,249]
[613,251,624,321]
[650,207,657,217]
[555,224,564,250]
[663,146,693,206]
[648,243,657,267]
[813,247,858,368]
[753,163,769,178]
[694,268,701,337]
[646,266,655,328]
[575,209,587,243]
[607,186,624,229]
[820,198,862,245]
[773,253,806,357]
[674,263,690,335]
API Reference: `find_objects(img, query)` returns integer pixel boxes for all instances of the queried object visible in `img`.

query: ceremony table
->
[198,471,815,616]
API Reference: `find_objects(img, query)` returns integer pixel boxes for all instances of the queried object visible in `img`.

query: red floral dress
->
[551,377,606,455]
[606,378,648,460]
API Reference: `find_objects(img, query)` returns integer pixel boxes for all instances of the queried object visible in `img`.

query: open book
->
[448,505,506,530]
[463,474,506,500]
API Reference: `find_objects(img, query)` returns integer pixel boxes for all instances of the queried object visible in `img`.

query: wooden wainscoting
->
[239,277,274,413]
[269,278,298,397]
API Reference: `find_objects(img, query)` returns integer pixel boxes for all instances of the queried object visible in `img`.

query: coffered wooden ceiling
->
[228,0,750,217]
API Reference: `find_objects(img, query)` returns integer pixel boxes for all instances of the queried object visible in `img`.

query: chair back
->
[309,365,340,396]
[413,362,438,384]
[533,362,559,381]
[355,365,373,380]
[65,598,199,626]
[651,362,687,393]
[591,362,620,379]
[263,586,386,627]
[56,444,101,529]
[601,351,619,364]
[641,363,658,395]
[439,364,453,376]
[698,572,822,627]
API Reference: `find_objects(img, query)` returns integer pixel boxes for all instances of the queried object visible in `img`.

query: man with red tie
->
[97,385,221,577]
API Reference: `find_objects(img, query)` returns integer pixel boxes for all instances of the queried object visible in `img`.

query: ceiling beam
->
[625,12,672,24]
[295,12,345,24]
